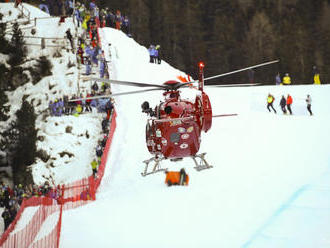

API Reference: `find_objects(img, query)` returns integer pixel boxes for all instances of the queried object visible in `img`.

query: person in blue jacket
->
[148,45,156,63]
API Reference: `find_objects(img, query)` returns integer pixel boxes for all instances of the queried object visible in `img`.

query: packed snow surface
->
[59,28,330,247]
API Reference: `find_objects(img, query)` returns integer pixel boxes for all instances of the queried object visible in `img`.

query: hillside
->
[1,3,330,247]
[59,27,330,248]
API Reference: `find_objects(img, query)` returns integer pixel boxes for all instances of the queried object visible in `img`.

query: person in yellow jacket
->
[267,94,277,113]
[91,159,99,178]
[313,66,321,85]
[282,73,291,85]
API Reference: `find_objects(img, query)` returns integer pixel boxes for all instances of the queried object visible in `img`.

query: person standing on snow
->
[286,94,293,115]
[155,45,161,64]
[275,72,281,85]
[282,73,291,85]
[65,28,74,50]
[279,95,287,114]
[148,45,155,63]
[91,159,98,178]
[267,94,277,113]
[306,95,313,116]
[312,66,321,85]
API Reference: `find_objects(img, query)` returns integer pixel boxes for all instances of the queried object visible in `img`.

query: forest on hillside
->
[97,0,330,84]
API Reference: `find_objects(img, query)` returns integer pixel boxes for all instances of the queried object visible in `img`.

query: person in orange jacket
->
[286,94,293,115]
[165,168,189,186]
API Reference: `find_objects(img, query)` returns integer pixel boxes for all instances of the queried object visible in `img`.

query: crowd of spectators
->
[48,81,113,117]
[1,181,61,231]
[1,0,117,234]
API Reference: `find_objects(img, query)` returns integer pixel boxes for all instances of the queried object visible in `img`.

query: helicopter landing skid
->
[192,153,213,171]
[141,157,167,177]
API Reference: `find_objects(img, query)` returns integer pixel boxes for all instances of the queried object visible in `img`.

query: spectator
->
[279,95,287,114]
[155,45,161,64]
[92,81,99,92]
[148,45,156,63]
[105,99,113,119]
[286,94,293,115]
[1,208,11,231]
[96,143,103,158]
[313,65,321,85]
[90,159,98,178]
[282,73,291,85]
[65,28,74,50]
[85,93,93,112]
[266,94,276,114]
[85,56,92,75]
[122,16,130,35]
[115,10,122,30]
[99,55,106,78]
[77,46,84,64]
[275,72,281,85]
[306,95,313,116]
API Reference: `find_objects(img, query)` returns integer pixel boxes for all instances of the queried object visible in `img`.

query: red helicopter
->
[80,60,279,176]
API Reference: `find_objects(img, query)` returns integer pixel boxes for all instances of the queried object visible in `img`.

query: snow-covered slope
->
[0,3,105,186]
[58,28,330,247]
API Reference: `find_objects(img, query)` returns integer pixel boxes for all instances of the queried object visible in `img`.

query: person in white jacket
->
[306,95,313,116]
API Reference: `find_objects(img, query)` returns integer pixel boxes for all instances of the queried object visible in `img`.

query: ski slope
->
[57,28,330,247]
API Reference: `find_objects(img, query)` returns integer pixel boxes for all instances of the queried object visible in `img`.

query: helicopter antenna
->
[204,59,280,82]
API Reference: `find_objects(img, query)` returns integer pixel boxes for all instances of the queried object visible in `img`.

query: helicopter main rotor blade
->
[207,83,261,87]
[212,114,238,118]
[82,76,166,89]
[204,59,280,82]
[68,88,163,102]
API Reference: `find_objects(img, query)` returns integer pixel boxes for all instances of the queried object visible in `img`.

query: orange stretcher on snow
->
[165,169,189,186]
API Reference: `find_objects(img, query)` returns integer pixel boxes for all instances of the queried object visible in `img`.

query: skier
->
[279,95,287,114]
[286,94,293,115]
[267,94,277,113]
[306,95,313,116]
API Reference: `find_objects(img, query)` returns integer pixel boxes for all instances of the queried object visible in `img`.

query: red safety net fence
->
[0,111,117,248]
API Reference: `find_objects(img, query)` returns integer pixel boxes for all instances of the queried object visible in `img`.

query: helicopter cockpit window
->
[164,106,172,115]
[170,132,180,143]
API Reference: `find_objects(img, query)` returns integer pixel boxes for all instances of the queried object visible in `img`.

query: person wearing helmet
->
[283,73,291,85]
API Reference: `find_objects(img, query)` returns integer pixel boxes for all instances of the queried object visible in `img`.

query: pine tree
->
[8,100,36,185]
[0,21,9,54]
[7,22,26,67]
